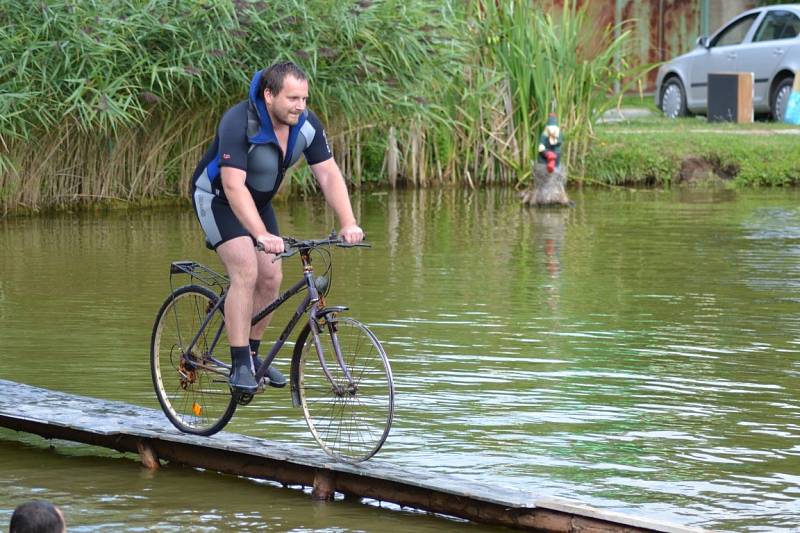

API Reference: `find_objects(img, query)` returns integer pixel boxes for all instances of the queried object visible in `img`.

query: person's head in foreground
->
[9,500,66,533]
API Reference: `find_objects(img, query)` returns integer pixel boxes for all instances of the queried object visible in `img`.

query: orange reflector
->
[192,403,202,416]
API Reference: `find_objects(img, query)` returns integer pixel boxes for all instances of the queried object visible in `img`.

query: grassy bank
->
[588,115,800,186]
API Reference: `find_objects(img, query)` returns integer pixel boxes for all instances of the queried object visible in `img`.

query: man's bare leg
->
[251,252,282,339]
[248,252,285,386]
[217,236,259,392]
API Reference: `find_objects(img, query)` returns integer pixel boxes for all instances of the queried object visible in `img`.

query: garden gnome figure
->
[521,112,571,206]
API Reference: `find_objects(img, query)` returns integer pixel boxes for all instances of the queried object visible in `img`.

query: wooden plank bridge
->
[0,379,706,533]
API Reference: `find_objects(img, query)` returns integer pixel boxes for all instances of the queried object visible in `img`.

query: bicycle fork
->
[310,316,357,397]
[292,263,358,402]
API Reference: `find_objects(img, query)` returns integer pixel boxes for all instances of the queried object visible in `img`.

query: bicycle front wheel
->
[295,316,394,462]
[150,284,236,435]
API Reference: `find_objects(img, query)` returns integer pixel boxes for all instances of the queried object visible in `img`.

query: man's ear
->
[263,89,272,104]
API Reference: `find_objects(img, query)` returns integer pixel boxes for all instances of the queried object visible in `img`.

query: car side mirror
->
[696,36,709,48]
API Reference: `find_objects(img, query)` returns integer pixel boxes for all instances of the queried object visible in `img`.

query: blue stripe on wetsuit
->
[207,155,220,188]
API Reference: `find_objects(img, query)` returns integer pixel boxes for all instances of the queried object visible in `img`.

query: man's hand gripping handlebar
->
[255,231,371,261]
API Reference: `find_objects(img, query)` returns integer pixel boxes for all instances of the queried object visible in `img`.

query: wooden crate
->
[707,72,753,123]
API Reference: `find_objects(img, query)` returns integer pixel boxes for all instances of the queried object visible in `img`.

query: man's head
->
[260,61,309,127]
[10,501,66,533]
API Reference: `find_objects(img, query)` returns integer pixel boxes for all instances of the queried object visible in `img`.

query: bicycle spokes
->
[151,285,237,436]
[296,317,394,462]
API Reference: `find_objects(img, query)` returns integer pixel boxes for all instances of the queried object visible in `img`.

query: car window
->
[711,13,758,47]
[754,11,800,42]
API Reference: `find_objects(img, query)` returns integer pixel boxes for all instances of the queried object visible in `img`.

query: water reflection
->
[674,182,737,204]
[527,207,570,313]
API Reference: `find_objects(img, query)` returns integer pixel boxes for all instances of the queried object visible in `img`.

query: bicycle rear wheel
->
[151,285,236,435]
[294,316,394,462]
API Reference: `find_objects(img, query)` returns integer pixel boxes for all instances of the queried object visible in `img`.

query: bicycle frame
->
[177,247,355,394]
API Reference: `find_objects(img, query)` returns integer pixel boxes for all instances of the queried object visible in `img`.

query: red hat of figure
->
[546,113,558,126]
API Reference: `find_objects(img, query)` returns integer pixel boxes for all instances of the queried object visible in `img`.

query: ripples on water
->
[1,189,800,531]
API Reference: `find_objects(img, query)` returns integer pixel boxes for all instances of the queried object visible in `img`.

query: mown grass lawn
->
[588,102,800,186]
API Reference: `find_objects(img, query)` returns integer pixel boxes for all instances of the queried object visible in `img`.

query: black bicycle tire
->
[150,284,237,436]
[292,316,394,462]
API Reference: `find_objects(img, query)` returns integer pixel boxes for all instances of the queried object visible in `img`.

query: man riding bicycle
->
[190,61,364,394]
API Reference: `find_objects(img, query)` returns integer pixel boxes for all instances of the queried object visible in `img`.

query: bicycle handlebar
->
[255,231,371,259]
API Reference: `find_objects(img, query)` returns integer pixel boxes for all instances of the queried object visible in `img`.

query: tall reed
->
[1,0,460,212]
[387,0,642,189]
[462,0,640,182]
[1,0,641,213]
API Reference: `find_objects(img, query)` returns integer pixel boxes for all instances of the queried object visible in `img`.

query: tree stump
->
[520,163,570,207]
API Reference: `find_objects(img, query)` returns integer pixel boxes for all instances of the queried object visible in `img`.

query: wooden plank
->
[0,379,706,533]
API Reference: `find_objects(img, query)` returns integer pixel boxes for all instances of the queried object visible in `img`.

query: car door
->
[737,9,799,108]
[688,12,760,108]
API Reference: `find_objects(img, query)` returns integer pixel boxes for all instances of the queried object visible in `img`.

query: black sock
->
[249,339,261,359]
[230,346,252,368]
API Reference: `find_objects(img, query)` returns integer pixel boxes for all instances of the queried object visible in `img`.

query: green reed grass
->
[396,0,643,189]
[1,0,641,213]
[476,0,641,181]
[1,0,460,212]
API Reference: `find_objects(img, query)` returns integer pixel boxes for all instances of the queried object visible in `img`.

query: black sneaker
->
[252,355,287,388]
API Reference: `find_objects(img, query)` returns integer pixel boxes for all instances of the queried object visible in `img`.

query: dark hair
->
[258,61,307,96]
[10,501,64,533]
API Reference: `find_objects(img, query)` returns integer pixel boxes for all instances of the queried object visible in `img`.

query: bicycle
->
[149,233,395,462]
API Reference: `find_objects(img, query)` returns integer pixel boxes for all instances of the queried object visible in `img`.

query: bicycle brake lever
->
[273,248,298,262]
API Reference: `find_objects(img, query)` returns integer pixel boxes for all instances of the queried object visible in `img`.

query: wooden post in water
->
[312,469,336,500]
[136,439,160,470]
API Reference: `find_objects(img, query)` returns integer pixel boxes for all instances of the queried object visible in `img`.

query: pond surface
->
[1,187,799,531]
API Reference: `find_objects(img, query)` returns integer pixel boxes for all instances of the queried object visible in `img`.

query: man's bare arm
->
[310,158,364,243]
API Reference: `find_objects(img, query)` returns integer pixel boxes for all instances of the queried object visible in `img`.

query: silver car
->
[655,4,799,120]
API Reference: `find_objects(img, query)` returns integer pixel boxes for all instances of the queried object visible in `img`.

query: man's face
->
[265,75,308,127]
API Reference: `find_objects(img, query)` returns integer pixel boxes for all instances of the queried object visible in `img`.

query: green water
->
[1,188,799,531]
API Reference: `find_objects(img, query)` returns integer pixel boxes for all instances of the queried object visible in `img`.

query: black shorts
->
[192,188,279,250]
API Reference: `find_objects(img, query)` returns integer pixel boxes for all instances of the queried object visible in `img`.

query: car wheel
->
[661,78,688,118]
[771,77,793,122]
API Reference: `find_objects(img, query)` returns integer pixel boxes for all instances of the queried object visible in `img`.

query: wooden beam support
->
[311,470,336,501]
[136,439,160,470]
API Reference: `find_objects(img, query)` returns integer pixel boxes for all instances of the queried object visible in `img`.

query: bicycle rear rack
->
[169,261,229,292]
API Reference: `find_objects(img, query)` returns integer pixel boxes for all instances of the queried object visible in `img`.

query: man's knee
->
[218,237,260,290]
[229,263,259,291]
[257,267,282,295]
[255,258,282,294]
